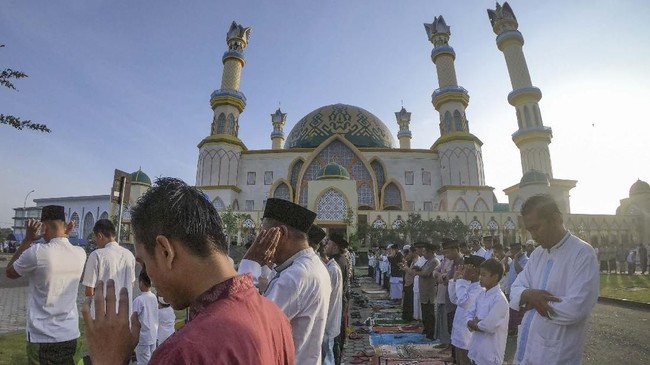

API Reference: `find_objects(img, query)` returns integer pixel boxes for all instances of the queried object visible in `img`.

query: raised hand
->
[521,288,562,319]
[243,227,282,266]
[24,219,42,242]
[82,279,140,365]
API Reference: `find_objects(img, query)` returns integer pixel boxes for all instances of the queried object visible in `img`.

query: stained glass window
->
[213,197,226,211]
[82,212,94,238]
[358,183,373,207]
[469,219,482,232]
[372,218,387,229]
[371,160,385,189]
[487,219,499,233]
[317,189,347,221]
[70,212,80,238]
[242,218,255,229]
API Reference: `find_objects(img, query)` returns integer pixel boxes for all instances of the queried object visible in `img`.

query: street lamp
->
[23,189,35,234]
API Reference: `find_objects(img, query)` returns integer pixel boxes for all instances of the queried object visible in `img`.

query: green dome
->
[316,163,351,180]
[131,169,151,186]
[284,104,395,149]
[520,170,549,187]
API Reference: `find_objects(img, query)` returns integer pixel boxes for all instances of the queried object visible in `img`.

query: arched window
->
[273,183,290,201]
[473,198,489,212]
[524,106,532,128]
[453,110,463,132]
[370,160,385,190]
[452,198,469,212]
[290,159,304,194]
[444,111,452,133]
[212,197,226,211]
[99,211,109,220]
[383,183,402,210]
[316,189,347,221]
[226,114,235,135]
[216,113,226,134]
[82,212,94,238]
[70,212,80,238]
[358,183,373,207]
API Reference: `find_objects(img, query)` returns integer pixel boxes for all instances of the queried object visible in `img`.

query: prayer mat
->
[372,318,410,325]
[362,289,387,294]
[369,333,431,346]
[381,359,449,365]
[372,325,422,333]
[374,343,452,360]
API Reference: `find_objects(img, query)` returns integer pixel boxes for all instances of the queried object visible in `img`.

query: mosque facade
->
[191,3,645,248]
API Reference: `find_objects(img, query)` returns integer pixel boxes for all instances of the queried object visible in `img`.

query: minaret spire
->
[425,15,493,213]
[271,108,287,149]
[488,2,576,213]
[209,21,251,138]
[395,106,412,149]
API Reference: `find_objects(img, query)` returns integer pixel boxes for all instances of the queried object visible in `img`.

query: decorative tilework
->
[384,183,402,209]
[284,104,395,149]
[317,189,347,221]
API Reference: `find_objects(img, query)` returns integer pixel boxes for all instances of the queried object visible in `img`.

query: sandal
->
[348,331,361,340]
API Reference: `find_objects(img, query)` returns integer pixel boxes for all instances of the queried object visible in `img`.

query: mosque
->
[10,3,649,249]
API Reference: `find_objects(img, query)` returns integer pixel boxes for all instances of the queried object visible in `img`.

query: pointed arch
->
[269,178,293,201]
[296,135,377,208]
[288,158,304,200]
[444,111,452,133]
[370,158,387,193]
[212,197,226,211]
[315,188,349,221]
[473,198,489,212]
[452,198,469,212]
[226,113,236,135]
[380,179,405,210]
[453,110,463,132]
[70,212,80,238]
[232,199,239,211]
[439,199,447,212]
[99,211,109,220]
[358,183,373,209]
[82,212,95,238]
[216,113,226,134]
[512,197,523,213]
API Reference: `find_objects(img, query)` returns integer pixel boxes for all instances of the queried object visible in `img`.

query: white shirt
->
[324,258,343,339]
[157,306,175,345]
[239,248,331,365]
[380,255,389,273]
[82,242,136,316]
[467,285,509,365]
[133,290,159,346]
[412,255,427,292]
[368,253,375,267]
[13,237,86,343]
[510,232,599,365]
[472,247,487,258]
[448,279,483,350]
[483,248,494,260]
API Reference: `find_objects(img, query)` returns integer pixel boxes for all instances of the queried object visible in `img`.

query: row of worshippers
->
[367,245,405,299]
[4,206,175,364]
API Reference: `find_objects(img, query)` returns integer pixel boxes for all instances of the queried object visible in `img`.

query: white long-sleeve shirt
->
[466,285,509,365]
[324,259,343,339]
[412,256,427,293]
[238,248,331,365]
[448,279,483,350]
[509,232,599,365]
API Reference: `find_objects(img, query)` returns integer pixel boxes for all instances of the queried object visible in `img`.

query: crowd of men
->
[4,177,600,365]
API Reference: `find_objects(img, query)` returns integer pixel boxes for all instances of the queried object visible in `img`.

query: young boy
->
[157,295,175,347]
[466,258,509,365]
[448,255,486,365]
[133,271,159,364]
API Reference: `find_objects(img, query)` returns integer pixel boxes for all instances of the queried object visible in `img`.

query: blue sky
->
[1,0,649,227]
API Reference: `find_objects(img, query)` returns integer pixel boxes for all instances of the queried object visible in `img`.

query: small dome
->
[284,104,395,149]
[629,179,650,196]
[316,163,350,180]
[520,170,549,187]
[131,169,152,186]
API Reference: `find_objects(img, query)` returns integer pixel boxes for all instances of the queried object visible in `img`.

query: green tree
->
[0,227,13,242]
[220,205,246,244]
[1,45,50,132]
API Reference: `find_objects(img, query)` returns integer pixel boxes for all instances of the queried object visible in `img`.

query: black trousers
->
[368,265,374,277]
[383,272,390,290]
[421,301,436,340]
[402,284,414,321]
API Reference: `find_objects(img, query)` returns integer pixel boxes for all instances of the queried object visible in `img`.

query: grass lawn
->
[600,273,650,303]
[0,310,187,365]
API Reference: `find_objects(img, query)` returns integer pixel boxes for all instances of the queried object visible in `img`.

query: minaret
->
[196,21,251,207]
[425,16,492,212]
[395,107,412,149]
[488,3,575,213]
[271,108,287,149]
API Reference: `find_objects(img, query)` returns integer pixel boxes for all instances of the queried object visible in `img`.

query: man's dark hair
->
[493,243,504,251]
[480,258,505,281]
[93,219,116,238]
[521,194,562,222]
[139,270,152,288]
[130,177,227,257]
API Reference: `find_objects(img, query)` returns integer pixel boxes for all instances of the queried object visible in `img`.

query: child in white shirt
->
[466,258,509,365]
[448,255,486,365]
[132,271,158,364]
[156,296,175,347]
